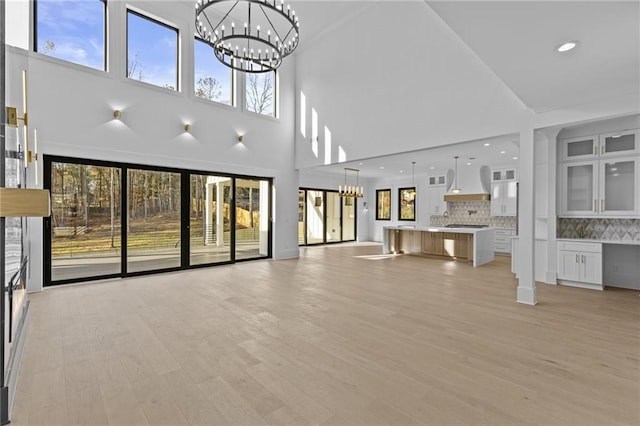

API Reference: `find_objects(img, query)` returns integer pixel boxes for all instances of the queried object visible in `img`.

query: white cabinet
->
[491,168,517,182]
[428,186,447,215]
[560,129,639,161]
[599,130,640,158]
[491,180,517,216]
[561,135,599,161]
[557,241,602,289]
[494,228,515,254]
[428,175,446,186]
[560,157,640,217]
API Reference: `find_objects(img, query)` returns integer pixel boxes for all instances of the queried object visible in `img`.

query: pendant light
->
[410,161,416,200]
[452,156,461,193]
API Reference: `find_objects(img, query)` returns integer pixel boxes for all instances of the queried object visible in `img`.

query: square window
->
[127,10,178,91]
[35,0,106,70]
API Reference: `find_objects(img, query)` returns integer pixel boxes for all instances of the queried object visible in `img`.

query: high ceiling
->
[428,0,639,114]
[290,0,639,178]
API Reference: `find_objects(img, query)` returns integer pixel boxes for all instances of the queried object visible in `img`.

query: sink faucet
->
[443,210,448,226]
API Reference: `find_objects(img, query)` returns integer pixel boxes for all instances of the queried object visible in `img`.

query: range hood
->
[443,164,491,202]
[444,193,490,202]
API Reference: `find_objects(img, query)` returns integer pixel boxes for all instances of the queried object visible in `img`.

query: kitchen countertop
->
[556,238,640,246]
[383,225,493,234]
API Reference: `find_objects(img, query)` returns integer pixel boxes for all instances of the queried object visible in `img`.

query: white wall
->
[6,0,301,291]
[295,1,526,169]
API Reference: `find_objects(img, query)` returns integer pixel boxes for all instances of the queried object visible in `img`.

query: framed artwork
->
[376,189,391,220]
[398,187,416,221]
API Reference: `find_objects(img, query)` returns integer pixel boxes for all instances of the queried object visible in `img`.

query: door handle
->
[593,146,597,156]
[581,255,585,263]
[593,199,597,212]
[576,254,579,263]
[601,145,604,155]
[601,199,604,212]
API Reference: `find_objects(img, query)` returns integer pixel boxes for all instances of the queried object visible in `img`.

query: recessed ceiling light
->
[556,41,578,52]
[500,150,507,154]
[429,166,435,170]
[379,166,384,170]
[513,156,518,160]
[466,162,472,166]
[359,162,364,165]
[400,170,404,173]
[484,143,490,147]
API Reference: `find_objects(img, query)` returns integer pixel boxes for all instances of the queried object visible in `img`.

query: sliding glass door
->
[49,161,121,282]
[326,192,342,243]
[126,169,181,274]
[189,174,232,265]
[235,178,270,260]
[299,188,357,246]
[44,156,272,285]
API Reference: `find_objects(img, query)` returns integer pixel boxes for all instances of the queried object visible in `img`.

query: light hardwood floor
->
[11,243,640,425]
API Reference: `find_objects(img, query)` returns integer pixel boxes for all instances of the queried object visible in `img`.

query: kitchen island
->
[382,226,495,266]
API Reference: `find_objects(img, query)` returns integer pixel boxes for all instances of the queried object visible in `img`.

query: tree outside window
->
[246,72,275,117]
[194,38,233,105]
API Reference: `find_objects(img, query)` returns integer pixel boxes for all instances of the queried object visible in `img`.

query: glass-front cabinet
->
[561,161,598,216]
[561,130,639,161]
[600,159,638,215]
[599,130,640,158]
[560,158,639,217]
[561,135,599,161]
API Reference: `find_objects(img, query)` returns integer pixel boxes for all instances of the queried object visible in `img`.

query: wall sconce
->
[363,201,369,213]
[113,109,122,120]
[6,69,40,183]
[237,134,244,142]
[184,123,191,133]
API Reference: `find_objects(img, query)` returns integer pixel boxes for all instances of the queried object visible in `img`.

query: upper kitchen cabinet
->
[560,129,639,161]
[491,168,517,182]
[559,128,640,218]
[491,179,518,216]
[428,175,446,186]
[561,135,599,161]
[559,157,640,217]
[599,130,640,158]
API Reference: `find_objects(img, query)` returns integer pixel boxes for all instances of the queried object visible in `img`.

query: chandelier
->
[195,0,300,73]
[338,168,364,198]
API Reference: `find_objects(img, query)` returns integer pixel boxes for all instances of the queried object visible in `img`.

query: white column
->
[517,110,537,305]
[205,181,213,246]
[216,183,225,247]
[544,127,561,284]
[259,180,269,256]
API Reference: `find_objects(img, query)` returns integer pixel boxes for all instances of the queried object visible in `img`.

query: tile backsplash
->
[430,201,517,229]
[558,218,640,242]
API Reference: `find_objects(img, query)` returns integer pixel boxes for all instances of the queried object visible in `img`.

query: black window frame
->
[398,187,416,221]
[126,8,179,91]
[34,0,108,71]
[375,188,391,220]
[43,154,273,287]
[193,36,236,106]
